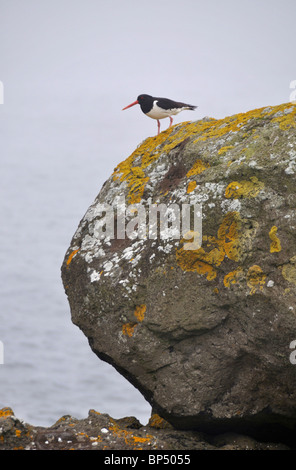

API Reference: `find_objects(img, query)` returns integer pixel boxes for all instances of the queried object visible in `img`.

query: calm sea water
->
[0,95,151,427]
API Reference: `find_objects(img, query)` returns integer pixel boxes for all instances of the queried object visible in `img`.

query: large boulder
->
[61,102,296,442]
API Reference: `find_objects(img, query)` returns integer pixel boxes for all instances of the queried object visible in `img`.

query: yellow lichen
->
[187,180,197,193]
[89,409,101,416]
[225,177,264,199]
[134,304,146,322]
[176,211,243,280]
[108,419,154,449]
[0,408,14,419]
[187,159,210,177]
[122,323,137,337]
[148,414,172,429]
[66,249,80,266]
[194,103,296,143]
[247,265,266,295]
[122,305,146,337]
[218,145,234,155]
[224,268,243,288]
[282,255,296,286]
[271,106,296,130]
[269,226,281,253]
[217,211,243,262]
[113,128,189,204]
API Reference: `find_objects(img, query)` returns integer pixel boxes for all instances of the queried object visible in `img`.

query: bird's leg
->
[169,116,173,128]
[157,120,161,135]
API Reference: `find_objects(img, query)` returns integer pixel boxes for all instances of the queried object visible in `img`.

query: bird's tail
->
[187,105,197,111]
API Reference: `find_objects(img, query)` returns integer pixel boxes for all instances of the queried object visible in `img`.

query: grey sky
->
[1,0,295,117]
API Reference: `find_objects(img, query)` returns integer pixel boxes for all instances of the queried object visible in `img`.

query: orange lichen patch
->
[122,305,146,337]
[270,104,296,130]
[126,168,149,204]
[15,429,21,437]
[122,304,146,338]
[66,249,80,266]
[113,120,210,204]
[216,211,243,262]
[187,180,197,193]
[194,103,296,143]
[122,323,137,337]
[187,159,210,177]
[193,110,263,143]
[134,304,146,322]
[108,419,154,449]
[113,155,150,204]
[269,226,282,253]
[0,408,14,419]
[247,265,266,295]
[89,409,101,416]
[176,211,243,280]
[177,254,218,280]
[112,131,175,204]
[148,414,172,429]
[55,416,75,425]
[112,121,210,204]
[218,145,234,155]
[224,268,243,288]
[225,177,264,199]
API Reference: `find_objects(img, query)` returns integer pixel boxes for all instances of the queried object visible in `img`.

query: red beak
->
[122,100,138,110]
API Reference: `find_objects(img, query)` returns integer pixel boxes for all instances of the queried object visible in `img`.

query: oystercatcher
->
[122,94,197,135]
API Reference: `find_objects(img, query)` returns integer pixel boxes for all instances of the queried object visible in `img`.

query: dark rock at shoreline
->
[0,408,291,450]
[61,102,296,443]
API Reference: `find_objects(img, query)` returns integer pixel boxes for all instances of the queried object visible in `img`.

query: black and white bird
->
[122,94,197,135]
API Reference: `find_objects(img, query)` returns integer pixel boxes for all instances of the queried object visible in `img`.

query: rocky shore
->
[0,407,291,450]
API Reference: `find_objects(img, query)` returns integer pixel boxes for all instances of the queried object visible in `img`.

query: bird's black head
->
[137,94,154,113]
[137,94,152,101]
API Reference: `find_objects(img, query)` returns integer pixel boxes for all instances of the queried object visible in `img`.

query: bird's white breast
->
[146,101,184,120]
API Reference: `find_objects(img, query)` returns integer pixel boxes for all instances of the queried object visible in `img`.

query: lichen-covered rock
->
[0,408,290,450]
[61,102,296,443]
